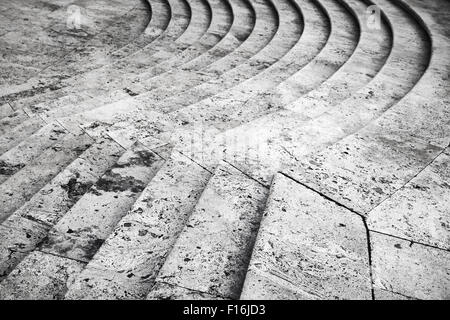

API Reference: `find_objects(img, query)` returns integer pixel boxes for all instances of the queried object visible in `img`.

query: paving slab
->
[371,231,450,300]
[284,131,442,215]
[368,152,450,250]
[240,174,371,300]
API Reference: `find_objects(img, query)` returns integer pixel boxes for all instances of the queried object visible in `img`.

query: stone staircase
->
[0,0,448,300]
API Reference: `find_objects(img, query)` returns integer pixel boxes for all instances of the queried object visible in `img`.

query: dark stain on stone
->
[117,149,160,168]
[92,172,146,195]
[394,243,402,249]
[124,88,138,96]
[0,160,25,175]
[61,172,93,201]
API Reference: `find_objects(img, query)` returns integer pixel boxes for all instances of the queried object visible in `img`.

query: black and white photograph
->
[0,0,448,307]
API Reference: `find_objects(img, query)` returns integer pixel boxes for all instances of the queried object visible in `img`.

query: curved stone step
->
[0,143,169,299]
[0,0,191,144]
[195,0,431,186]
[0,138,124,281]
[65,151,211,299]
[42,0,279,136]
[0,0,174,117]
[167,0,361,170]
[0,133,93,223]
[153,0,298,113]
[283,0,392,118]
[0,0,210,133]
[278,0,449,300]
[35,0,236,123]
[108,0,171,60]
[167,0,356,134]
[0,0,150,103]
[281,0,437,214]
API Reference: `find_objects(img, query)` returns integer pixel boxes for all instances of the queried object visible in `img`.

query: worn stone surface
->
[371,232,450,300]
[0,0,146,98]
[149,162,268,299]
[368,152,450,250]
[65,151,211,299]
[373,288,415,300]
[241,174,371,300]
[38,142,168,262]
[0,133,92,222]
[147,282,226,300]
[0,138,123,280]
[0,251,84,300]
[0,121,66,183]
[0,0,448,301]
[0,214,50,281]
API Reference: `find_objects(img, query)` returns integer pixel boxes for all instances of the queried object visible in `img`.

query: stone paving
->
[0,0,448,300]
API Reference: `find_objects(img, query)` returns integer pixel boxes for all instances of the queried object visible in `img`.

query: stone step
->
[168,0,356,140]
[65,151,211,299]
[2,0,212,125]
[147,162,268,300]
[44,0,279,136]
[28,0,253,124]
[188,0,433,187]
[0,143,170,300]
[0,0,150,105]
[281,0,443,215]
[33,0,236,123]
[108,0,172,60]
[38,143,170,261]
[0,116,45,155]
[0,110,28,136]
[240,173,372,299]
[0,138,124,280]
[0,122,67,184]
[0,133,93,223]
[153,0,297,113]
[2,0,174,115]
[284,0,392,118]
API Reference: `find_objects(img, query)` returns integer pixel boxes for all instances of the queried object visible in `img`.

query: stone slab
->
[241,174,372,300]
[371,231,450,300]
[150,162,268,299]
[368,152,450,250]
